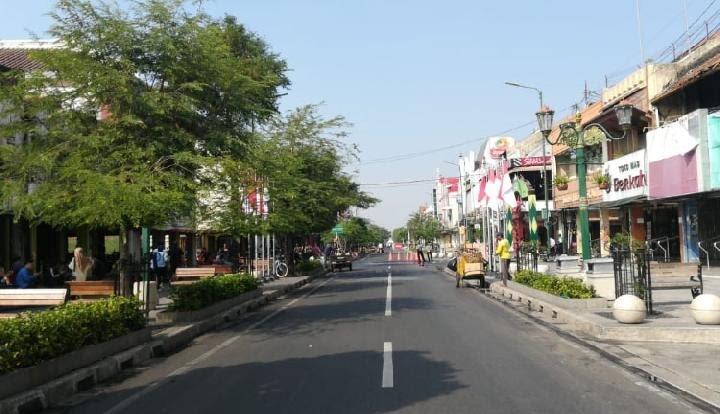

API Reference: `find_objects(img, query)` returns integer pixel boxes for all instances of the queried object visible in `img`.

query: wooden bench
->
[173,267,217,286]
[0,289,69,315]
[198,265,233,275]
[649,262,703,298]
[66,281,116,300]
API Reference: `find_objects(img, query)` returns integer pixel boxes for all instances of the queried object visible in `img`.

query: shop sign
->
[483,136,517,163]
[510,156,551,168]
[603,149,647,203]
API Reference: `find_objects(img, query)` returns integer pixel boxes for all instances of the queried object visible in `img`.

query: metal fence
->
[516,247,538,273]
[612,248,653,314]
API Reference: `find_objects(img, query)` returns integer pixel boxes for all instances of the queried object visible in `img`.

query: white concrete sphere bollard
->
[690,294,720,325]
[612,294,647,324]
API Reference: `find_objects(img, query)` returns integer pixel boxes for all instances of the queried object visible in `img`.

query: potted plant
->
[593,173,610,190]
[553,175,569,191]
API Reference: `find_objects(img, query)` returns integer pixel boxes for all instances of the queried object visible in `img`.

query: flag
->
[500,171,516,207]
[528,194,538,243]
[486,169,500,204]
[477,174,487,205]
[505,206,513,241]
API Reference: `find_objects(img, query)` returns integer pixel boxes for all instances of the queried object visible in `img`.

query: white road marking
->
[385,271,392,316]
[104,276,335,414]
[382,341,394,388]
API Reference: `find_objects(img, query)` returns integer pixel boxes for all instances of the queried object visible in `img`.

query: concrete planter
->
[157,289,262,324]
[555,255,581,274]
[499,281,610,310]
[690,294,720,325]
[0,327,151,401]
[613,294,646,324]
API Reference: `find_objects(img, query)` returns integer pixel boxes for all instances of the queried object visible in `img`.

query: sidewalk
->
[486,281,720,411]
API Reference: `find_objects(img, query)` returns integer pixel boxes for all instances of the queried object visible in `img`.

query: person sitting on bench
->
[16,261,40,289]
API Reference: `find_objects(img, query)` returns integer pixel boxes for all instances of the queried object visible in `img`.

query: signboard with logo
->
[602,149,647,203]
[510,156,552,169]
[482,136,517,165]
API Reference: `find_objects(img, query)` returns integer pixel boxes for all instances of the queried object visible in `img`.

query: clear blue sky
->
[1,0,713,230]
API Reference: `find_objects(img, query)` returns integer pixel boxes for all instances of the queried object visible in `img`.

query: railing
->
[646,236,677,263]
[714,240,720,259]
[698,235,720,270]
[699,240,710,270]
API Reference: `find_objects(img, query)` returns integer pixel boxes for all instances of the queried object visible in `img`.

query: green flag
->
[505,207,513,241]
[528,194,538,243]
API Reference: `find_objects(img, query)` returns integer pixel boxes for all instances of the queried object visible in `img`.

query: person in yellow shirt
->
[495,233,511,286]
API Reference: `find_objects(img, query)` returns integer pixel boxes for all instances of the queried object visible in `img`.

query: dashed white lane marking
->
[104,276,335,414]
[382,341,394,388]
[385,268,392,316]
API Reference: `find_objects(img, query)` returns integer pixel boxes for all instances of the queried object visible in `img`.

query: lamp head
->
[536,105,554,136]
[614,103,634,130]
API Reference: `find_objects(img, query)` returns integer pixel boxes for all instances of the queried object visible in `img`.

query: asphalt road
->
[53,255,704,414]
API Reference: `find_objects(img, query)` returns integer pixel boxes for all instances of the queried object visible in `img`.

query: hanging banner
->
[603,149,647,203]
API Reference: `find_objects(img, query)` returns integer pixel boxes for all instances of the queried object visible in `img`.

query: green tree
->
[406,212,440,243]
[0,0,289,271]
[392,227,407,243]
[204,105,377,241]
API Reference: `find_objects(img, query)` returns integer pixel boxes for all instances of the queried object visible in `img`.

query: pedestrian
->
[152,245,169,289]
[15,260,39,289]
[416,243,426,266]
[495,233,512,286]
[549,236,556,256]
[68,247,94,281]
[425,243,433,263]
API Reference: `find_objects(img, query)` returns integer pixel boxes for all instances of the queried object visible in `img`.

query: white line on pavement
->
[104,276,335,414]
[382,341,394,388]
[385,270,392,316]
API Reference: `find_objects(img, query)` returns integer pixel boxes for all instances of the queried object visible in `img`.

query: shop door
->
[649,206,681,261]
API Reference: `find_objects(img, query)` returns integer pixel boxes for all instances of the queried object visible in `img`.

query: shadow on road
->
[70,350,464,414]
[243,295,434,339]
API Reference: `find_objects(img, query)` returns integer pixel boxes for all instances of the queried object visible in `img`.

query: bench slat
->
[0,299,67,306]
[0,288,68,307]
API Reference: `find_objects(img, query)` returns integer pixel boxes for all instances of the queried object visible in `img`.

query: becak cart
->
[456,249,486,288]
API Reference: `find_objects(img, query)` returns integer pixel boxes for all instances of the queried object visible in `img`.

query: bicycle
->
[274,254,289,277]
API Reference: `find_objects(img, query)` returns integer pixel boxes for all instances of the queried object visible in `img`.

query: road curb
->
[0,272,324,414]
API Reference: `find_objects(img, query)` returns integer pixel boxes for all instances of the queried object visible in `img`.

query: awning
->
[591,195,647,208]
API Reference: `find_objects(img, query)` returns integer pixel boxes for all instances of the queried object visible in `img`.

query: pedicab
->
[455,249,486,288]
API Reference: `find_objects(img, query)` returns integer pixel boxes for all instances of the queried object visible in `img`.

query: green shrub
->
[169,273,258,312]
[0,296,145,375]
[514,270,596,299]
[296,260,322,274]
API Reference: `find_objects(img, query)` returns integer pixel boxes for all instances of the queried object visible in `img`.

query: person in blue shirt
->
[15,261,39,289]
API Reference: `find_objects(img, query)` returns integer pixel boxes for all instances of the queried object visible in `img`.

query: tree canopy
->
[0,0,289,231]
[0,0,376,258]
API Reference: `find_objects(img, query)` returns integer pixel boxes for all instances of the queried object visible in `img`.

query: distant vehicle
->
[393,242,404,250]
[330,252,352,272]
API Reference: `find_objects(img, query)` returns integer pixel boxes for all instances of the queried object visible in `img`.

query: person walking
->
[495,233,512,286]
[416,243,426,266]
[69,247,94,281]
[425,243,433,263]
[152,245,169,289]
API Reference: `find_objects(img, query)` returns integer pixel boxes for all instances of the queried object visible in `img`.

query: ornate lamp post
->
[505,82,553,253]
[535,103,634,261]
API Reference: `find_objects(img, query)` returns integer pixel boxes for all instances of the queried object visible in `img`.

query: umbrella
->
[528,194,538,243]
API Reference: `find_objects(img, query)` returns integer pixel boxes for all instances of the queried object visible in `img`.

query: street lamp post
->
[535,103,634,261]
[505,82,552,252]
